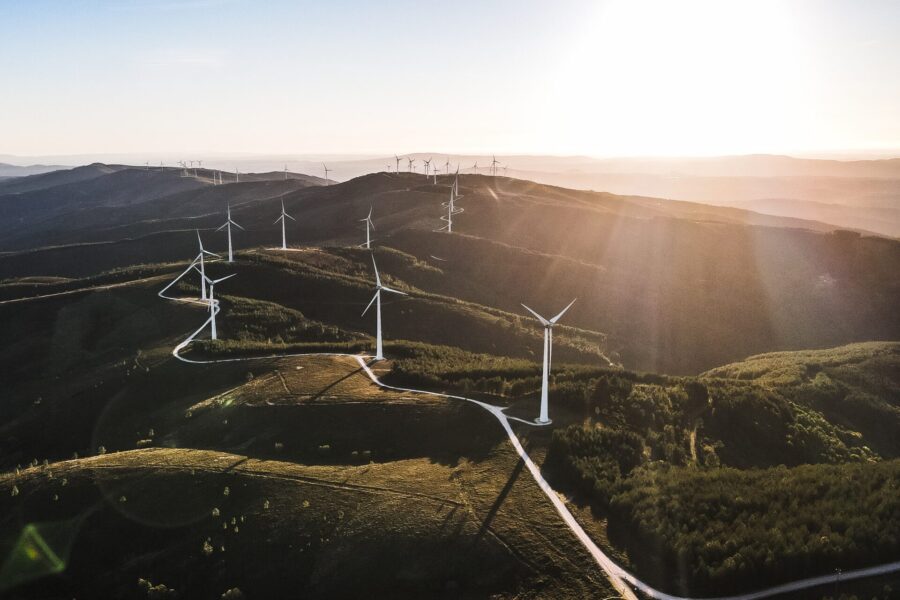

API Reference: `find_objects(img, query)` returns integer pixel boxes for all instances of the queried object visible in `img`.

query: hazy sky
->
[2,0,898,157]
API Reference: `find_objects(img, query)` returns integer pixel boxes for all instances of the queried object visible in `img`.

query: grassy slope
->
[0,359,614,598]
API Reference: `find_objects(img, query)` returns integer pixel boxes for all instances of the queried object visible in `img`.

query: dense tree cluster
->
[608,461,900,594]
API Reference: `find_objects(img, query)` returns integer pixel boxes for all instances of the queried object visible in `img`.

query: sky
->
[1,0,898,158]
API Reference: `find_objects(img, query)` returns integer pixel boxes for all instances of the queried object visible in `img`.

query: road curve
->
[149,270,900,599]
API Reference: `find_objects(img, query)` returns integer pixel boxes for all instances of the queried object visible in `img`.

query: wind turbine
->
[359,206,375,249]
[445,158,451,174]
[432,166,439,184]
[471,161,478,174]
[490,155,500,176]
[423,157,432,178]
[394,155,402,173]
[195,230,220,301]
[194,270,236,340]
[274,199,295,249]
[362,253,407,361]
[284,165,288,180]
[216,204,244,262]
[407,157,415,172]
[235,168,240,183]
[437,171,464,233]
[323,163,331,184]
[520,299,577,424]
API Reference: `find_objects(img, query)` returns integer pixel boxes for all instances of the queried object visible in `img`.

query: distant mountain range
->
[3,153,898,236]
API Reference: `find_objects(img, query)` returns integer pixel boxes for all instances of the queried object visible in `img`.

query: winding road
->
[94,262,900,599]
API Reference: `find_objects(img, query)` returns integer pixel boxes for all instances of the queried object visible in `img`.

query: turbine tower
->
[362,253,407,361]
[490,155,500,176]
[407,157,415,172]
[274,199,295,249]
[216,204,244,262]
[195,230,220,301]
[284,165,288,180]
[323,163,331,184]
[195,270,236,340]
[359,206,375,249]
[520,299,577,424]
[395,155,402,173]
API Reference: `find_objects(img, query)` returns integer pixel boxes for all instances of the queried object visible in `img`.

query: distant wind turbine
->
[284,165,288,180]
[235,168,240,183]
[471,162,478,174]
[520,299,577,424]
[490,155,500,176]
[274,199,295,250]
[194,269,236,340]
[423,157,432,178]
[323,163,331,184]
[407,157,415,172]
[362,253,407,361]
[359,206,375,249]
[216,204,244,262]
[436,170,464,233]
[395,155,402,173]
[195,230,220,301]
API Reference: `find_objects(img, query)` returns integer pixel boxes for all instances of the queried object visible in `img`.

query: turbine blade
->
[549,298,577,324]
[202,249,221,258]
[285,212,296,221]
[274,215,283,225]
[231,219,245,230]
[216,222,228,232]
[371,254,381,287]
[213,273,236,284]
[381,286,408,296]
[521,303,550,326]
[361,291,378,316]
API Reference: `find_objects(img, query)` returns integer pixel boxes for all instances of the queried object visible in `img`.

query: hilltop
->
[0,168,897,375]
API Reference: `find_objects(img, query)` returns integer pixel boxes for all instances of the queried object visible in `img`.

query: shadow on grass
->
[475,457,525,544]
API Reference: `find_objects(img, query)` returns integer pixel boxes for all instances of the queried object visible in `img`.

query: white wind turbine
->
[432,165,439,184]
[359,206,375,249]
[395,155,402,173]
[235,168,240,183]
[284,165,288,180]
[216,204,244,262]
[194,269,236,340]
[471,161,478,174]
[362,253,407,361]
[274,198,295,249]
[520,299,577,425]
[407,157,415,172]
[195,230,220,301]
[490,155,500,176]
[423,157,432,178]
[323,163,331,184]
[437,170,464,233]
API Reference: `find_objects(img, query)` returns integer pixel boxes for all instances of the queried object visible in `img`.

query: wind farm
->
[2,1,900,599]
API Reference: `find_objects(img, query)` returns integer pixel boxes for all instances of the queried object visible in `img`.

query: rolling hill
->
[1,168,897,375]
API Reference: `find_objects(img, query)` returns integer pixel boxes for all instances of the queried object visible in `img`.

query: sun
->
[546,0,816,156]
